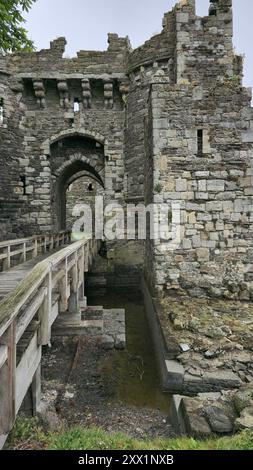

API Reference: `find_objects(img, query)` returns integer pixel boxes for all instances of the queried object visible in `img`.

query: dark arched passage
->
[55,160,104,230]
[49,134,105,230]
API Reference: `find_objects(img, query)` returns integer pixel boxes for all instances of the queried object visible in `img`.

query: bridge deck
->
[0,248,63,302]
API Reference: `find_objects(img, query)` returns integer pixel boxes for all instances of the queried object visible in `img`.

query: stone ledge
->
[170,384,253,438]
[165,360,185,391]
[165,360,241,394]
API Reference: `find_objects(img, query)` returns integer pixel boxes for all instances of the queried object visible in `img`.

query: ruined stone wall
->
[0,63,28,239]
[125,8,176,199]
[5,35,129,76]
[144,94,155,290]
[142,0,253,299]
[174,0,236,85]
[0,34,129,235]
[147,76,253,299]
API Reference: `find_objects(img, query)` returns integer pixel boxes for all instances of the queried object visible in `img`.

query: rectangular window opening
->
[0,98,4,125]
[20,175,27,195]
[197,129,203,156]
[74,98,80,113]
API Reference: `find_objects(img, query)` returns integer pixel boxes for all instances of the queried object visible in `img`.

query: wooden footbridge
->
[0,232,100,448]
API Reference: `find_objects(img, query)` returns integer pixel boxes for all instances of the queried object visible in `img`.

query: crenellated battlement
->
[209,0,232,15]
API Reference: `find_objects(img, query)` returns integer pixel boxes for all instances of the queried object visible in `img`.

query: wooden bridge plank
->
[0,249,64,303]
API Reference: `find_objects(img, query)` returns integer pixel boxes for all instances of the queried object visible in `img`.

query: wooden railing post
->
[38,272,52,346]
[3,246,11,271]
[31,363,41,416]
[69,252,79,314]
[59,258,68,312]
[73,251,78,294]
[33,238,38,258]
[39,236,43,255]
[0,323,16,436]
[23,242,27,263]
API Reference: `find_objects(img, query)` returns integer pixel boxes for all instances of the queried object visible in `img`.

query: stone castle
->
[0,0,253,300]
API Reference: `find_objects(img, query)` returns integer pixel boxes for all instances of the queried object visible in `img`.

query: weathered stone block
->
[180,398,211,437]
[203,371,241,389]
[176,179,187,192]
[207,180,225,192]
[241,131,253,143]
[206,201,223,212]
[197,248,210,262]
[165,360,184,391]
[204,406,234,434]
[234,407,253,431]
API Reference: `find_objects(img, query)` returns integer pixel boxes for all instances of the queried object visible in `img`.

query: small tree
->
[0,0,36,52]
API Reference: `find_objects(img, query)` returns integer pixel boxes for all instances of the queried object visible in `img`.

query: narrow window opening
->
[74,98,80,113]
[20,175,27,195]
[0,98,4,125]
[197,129,203,156]
[88,183,94,192]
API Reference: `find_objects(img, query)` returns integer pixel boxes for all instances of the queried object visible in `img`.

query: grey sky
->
[25,0,253,87]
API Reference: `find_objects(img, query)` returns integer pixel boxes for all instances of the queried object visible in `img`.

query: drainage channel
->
[87,288,171,415]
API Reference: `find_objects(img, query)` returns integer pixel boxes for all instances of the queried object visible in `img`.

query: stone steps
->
[52,311,103,336]
[81,305,103,321]
[52,306,126,349]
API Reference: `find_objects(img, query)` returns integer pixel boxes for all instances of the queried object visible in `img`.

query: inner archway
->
[66,173,104,231]
[50,134,105,230]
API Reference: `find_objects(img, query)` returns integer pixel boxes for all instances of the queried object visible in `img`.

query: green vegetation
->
[0,1,36,52]
[227,75,241,83]
[6,417,253,451]
[154,183,163,194]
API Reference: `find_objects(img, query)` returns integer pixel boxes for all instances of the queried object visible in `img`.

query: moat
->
[88,290,170,413]
[39,289,174,440]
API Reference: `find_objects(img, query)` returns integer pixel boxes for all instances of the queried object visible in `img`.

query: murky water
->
[87,289,170,414]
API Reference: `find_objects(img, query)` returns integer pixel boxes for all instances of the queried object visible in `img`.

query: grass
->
[6,416,253,451]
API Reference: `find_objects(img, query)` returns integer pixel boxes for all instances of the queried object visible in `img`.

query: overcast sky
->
[25,0,252,87]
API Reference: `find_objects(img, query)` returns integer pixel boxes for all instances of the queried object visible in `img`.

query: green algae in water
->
[87,290,170,414]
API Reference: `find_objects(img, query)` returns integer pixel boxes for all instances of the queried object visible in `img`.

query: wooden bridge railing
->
[0,236,100,448]
[0,231,71,272]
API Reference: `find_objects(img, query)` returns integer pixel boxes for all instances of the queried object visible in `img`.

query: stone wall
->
[145,0,253,298]
[0,33,129,235]
[66,175,103,229]
[0,65,27,239]
[125,4,178,199]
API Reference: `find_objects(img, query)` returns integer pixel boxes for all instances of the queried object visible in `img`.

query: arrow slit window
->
[0,98,3,125]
